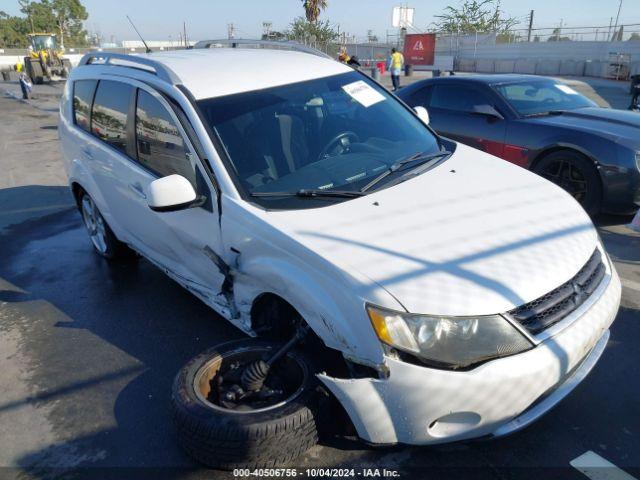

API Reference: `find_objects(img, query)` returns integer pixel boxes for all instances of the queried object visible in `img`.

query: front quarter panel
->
[221,196,398,366]
[506,120,640,211]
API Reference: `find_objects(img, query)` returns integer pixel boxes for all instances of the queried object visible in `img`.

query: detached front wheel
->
[171,339,320,469]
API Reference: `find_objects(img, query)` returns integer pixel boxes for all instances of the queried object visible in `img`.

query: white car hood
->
[267,144,598,316]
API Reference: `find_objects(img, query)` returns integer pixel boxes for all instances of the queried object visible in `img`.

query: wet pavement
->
[0,83,639,480]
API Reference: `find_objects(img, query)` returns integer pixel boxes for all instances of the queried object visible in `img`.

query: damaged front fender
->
[232,255,389,365]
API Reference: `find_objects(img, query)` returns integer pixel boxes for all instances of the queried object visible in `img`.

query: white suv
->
[59,41,621,468]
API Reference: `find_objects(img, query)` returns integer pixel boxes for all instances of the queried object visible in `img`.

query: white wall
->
[443,40,640,78]
[447,40,640,62]
[0,53,84,69]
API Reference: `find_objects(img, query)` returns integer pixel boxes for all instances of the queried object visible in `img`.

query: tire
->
[172,339,320,469]
[78,190,136,260]
[27,58,44,84]
[533,150,602,215]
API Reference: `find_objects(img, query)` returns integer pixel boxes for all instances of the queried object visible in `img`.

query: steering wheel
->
[318,131,360,160]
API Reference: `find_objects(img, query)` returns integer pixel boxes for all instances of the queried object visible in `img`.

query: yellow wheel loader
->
[23,33,72,84]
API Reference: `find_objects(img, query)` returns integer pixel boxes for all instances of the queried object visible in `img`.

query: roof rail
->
[78,52,181,84]
[193,38,332,59]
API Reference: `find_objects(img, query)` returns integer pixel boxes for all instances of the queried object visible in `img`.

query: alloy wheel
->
[81,195,108,254]
[539,159,587,202]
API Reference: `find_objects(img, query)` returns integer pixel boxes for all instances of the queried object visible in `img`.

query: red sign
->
[403,33,436,66]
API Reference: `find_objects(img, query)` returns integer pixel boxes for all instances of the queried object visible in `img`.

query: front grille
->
[508,249,605,335]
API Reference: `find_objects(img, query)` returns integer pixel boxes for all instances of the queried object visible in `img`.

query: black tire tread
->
[171,341,320,469]
[26,58,44,84]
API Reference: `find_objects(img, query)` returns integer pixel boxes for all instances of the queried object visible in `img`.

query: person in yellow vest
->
[388,48,404,91]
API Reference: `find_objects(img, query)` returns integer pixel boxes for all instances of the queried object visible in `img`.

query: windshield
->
[31,35,58,51]
[494,80,596,116]
[197,71,442,208]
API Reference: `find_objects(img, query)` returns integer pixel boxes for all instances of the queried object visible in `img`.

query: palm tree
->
[302,0,328,24]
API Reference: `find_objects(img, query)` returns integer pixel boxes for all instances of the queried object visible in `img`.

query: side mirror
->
[472,104,504,120]
[147,174,205,212]
[414,106,430,125]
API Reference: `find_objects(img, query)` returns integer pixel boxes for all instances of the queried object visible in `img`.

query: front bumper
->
[319,265,621,445]
[490,326,609,438]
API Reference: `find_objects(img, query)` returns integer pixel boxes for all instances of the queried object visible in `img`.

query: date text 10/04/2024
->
[232,468,402,477]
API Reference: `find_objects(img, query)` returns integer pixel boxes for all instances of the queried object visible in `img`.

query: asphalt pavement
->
[0,77,639,480]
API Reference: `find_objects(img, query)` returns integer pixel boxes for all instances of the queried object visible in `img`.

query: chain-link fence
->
[431,23,640,52]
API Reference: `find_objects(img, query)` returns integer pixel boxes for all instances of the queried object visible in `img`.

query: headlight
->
[367,305,533,369]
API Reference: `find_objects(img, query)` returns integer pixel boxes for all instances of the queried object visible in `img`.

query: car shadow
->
[0,206,243,478]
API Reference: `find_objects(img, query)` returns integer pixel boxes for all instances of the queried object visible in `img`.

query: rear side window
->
[135,89,196,185]
[430,84,491,112]
[91,80,134,154]
[72,80,97,132]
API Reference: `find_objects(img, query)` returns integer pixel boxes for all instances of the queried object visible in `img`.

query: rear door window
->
[72,80,97,132]
[429,84,492,112]
[91,80,134,154]
[135,89,196,185]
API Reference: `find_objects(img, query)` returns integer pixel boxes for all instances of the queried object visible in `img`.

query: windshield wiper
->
[360,150,451,193]
[251,188,365,198]
[525,110,566,118]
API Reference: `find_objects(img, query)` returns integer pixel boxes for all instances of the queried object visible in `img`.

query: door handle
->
[128,182,147,199]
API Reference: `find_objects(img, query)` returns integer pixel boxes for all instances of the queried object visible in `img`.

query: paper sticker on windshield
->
[555,84,578,95]
[342,81,385,107]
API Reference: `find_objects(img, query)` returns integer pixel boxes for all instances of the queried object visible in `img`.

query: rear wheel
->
[79,191,135,260]
[171,339,320,469]
[534,150,602,215]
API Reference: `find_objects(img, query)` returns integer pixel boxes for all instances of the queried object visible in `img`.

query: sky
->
[2,0,639,43]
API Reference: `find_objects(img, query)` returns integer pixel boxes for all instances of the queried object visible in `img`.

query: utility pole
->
[183,21,188,47]
[612,0,623,42]
[527,10,534,42]
[557,18,563,41]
